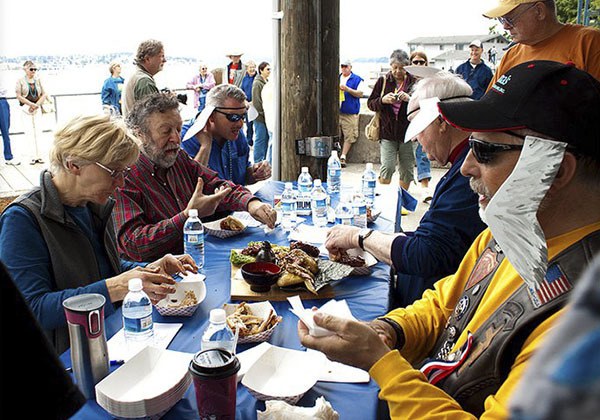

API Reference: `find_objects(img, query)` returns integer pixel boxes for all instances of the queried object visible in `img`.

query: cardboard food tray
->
[230,263,335,301]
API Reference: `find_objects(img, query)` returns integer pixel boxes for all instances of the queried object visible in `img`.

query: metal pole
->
[316,0,322,136]
[584,0,591,25]
[577,0,583,24]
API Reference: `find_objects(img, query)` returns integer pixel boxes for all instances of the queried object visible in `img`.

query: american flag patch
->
[528,263,572,308]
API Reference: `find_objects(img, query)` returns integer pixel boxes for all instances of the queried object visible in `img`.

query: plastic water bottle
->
[352,189,367,228]
[335,189,354,226]
[326,150,341,194]
[311,179,329,227]
[281,182,297,231]
[362,162,377,207]
[184,209,204,269]
[122,278,154,343]
[297,167,313,216]
[201,308,236,354]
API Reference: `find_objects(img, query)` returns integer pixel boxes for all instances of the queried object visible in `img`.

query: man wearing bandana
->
[298,61,600,418]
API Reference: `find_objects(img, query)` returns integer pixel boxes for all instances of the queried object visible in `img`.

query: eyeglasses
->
[29,68,38,71]
[412,60,427,65]
[214,109,247,122]
[341,64,349,68]
[95,161,131,179]
[497,2,539,28]
[468,136,524,164]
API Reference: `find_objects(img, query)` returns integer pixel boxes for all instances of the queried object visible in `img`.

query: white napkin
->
[287,295,355,337]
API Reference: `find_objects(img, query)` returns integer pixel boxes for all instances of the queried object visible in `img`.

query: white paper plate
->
[242,345,324,404]
[204,217,247,238]
[223,302,280,344]
[95,347,192,419]
[154,281,206,317]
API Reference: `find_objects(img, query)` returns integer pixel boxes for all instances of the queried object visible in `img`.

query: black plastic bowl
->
[240,262,282,293]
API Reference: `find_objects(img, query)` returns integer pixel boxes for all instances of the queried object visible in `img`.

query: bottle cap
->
[314,179,322,187]
[301,166,308,172]
[209,308,226,323]
[331,150,338,157]
[189,209,198,217]
[128,278,143,292]
[366,162,373,170]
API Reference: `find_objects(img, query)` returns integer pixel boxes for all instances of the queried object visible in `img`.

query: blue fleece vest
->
[340,73,363,115]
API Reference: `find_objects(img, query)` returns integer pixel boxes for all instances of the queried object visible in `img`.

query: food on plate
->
[167,290,198,308]
[330,250,366,267]
[220,215,245,231]
[255,241,276,263]
[230,249,257,266]
[225,302,282,337]
[289,240,320,258]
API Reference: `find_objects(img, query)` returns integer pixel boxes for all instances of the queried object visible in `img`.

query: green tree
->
[556,0,599,27]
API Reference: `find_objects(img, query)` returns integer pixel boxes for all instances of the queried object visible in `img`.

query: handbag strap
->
[380,76,387,99]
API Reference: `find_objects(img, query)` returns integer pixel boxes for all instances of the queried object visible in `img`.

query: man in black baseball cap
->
[297,60,600,418]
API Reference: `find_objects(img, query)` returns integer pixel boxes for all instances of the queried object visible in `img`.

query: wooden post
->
[279,0,340,181]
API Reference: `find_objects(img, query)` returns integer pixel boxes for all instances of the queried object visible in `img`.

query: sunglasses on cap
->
[95,161,131,179]
[412,60,426,65]
[468,135,524,164]
[214,109,247,122]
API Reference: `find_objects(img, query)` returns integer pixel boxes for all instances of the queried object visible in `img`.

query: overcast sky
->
[0,0,497,62]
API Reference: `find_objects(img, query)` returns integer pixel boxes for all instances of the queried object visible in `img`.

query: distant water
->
[3,61,386,132]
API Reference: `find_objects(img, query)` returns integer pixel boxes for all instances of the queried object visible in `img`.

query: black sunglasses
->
[412,60,426,65]
[214,109,246,122]
[468,136,524,164]
[29,68,38,71]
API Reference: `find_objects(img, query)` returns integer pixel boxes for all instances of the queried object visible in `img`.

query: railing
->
[5,88,192,136]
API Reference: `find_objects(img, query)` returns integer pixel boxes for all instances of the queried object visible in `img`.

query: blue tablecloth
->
[64,181,394,420]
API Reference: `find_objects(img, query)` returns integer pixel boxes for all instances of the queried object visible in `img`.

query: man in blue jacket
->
[325,71,486,308]
[339,60,365,167]
[455,40,494,100]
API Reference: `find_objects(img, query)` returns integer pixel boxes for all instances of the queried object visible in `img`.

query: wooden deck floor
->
[0,131,52,198]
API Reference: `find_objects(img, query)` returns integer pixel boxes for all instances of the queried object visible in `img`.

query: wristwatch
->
[358,228,374,251]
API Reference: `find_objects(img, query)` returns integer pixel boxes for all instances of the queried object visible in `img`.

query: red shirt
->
[112,151,255,262]
[229,62,240,84]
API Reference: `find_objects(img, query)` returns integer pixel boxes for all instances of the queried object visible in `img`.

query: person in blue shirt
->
[0,113,197,354]
[181,84,271,186]
[455,40,494,100]
[101,61,125,115]
[240,60,257,146]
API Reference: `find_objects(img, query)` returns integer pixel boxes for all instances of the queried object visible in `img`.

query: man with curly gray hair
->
[122,39,166,116]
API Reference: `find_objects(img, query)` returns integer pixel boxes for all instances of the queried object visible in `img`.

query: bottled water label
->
[363,179,376,191]
[335,216,353,226]
[297,198,311,215]
[281,202,295,212]
[313,198,327,209]
[353,204,367,228]
[184,232,205,267]
[124,314,153,334]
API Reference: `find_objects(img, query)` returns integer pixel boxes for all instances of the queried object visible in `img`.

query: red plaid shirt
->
[113,151,255,262]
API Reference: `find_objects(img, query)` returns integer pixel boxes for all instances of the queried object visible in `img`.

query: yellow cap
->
[483,0,537,18]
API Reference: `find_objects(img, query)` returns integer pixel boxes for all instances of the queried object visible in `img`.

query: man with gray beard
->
[299,61,600,418]
[112,93,276,262]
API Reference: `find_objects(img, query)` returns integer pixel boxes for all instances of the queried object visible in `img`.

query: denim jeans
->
[253,120,269,163]
[0,98,14,160]
[415,143,431,181]
[245,119,254,146]
[197,96,206,113]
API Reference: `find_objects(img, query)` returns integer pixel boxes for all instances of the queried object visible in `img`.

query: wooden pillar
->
[279,0,340,181]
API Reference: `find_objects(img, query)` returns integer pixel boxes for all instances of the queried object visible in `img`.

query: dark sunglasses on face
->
[468,136,524,164]
[214,109,247,122]
[412,60,426,65]
[29,68,38,71]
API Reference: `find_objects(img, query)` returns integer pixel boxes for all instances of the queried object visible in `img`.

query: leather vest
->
[10,170,121,353]
[422,230,600,417]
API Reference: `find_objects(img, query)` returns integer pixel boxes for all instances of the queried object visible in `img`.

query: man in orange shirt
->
[485,0,600,86]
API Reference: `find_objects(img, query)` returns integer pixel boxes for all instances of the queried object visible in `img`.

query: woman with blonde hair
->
[15,60,47,164]
[0,114,196,353]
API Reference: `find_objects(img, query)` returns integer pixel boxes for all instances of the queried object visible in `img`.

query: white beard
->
[484,136,567,290]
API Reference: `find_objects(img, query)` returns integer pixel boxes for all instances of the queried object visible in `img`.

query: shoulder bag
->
[365,76,387,142]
